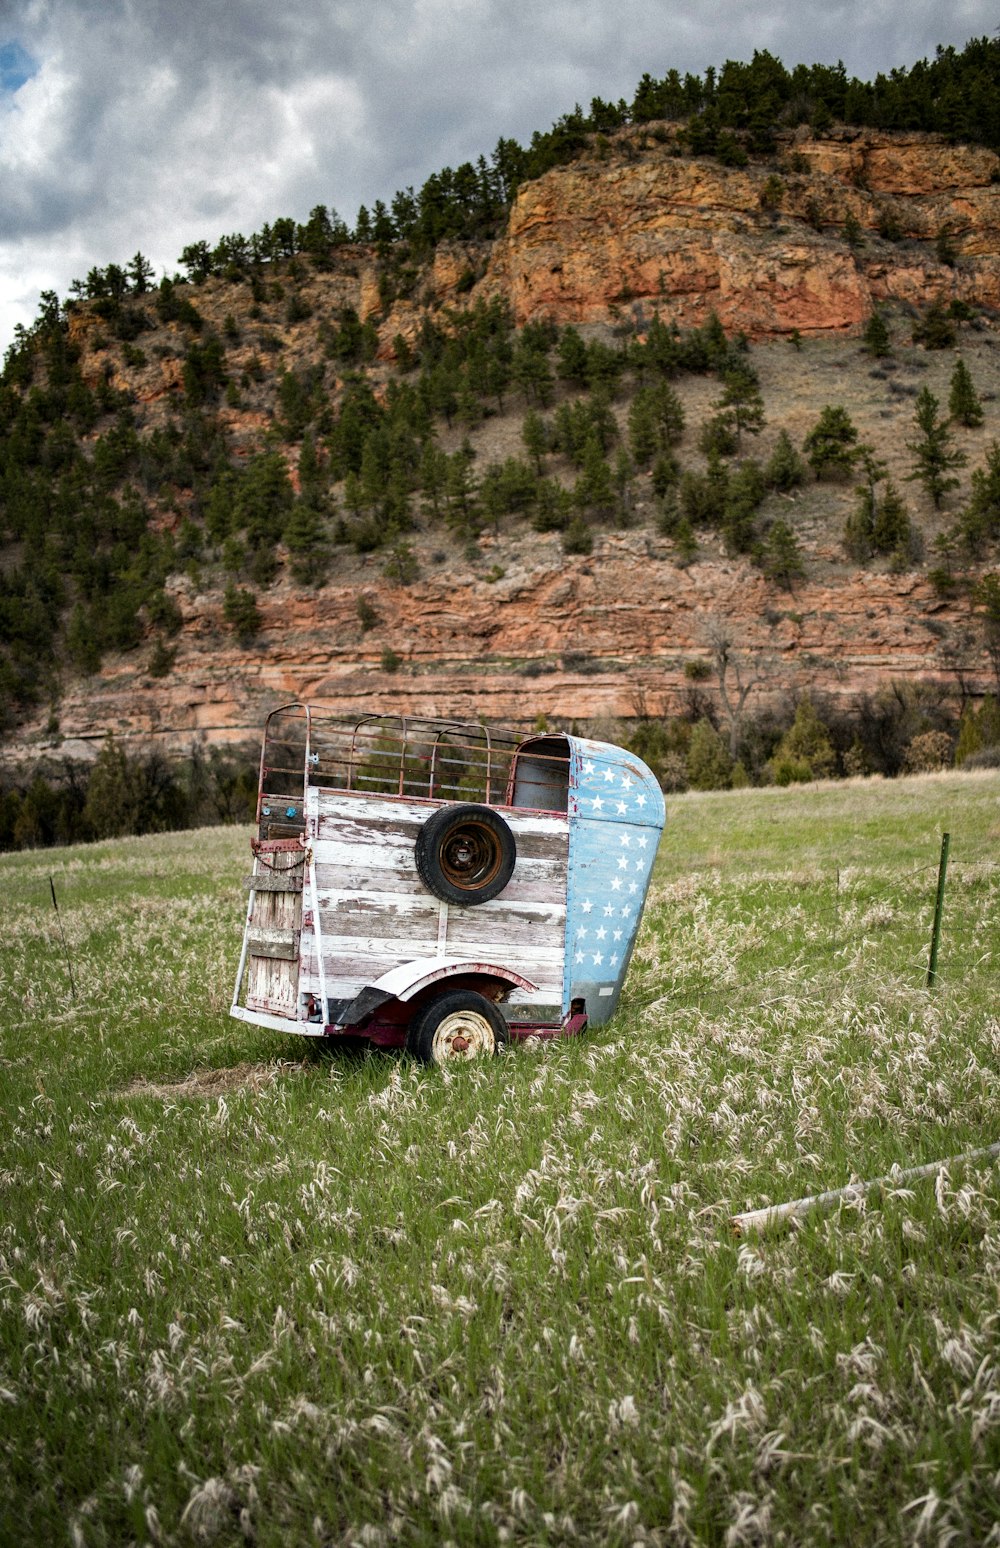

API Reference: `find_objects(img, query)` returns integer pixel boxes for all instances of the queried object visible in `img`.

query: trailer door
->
[244,840,305,1017]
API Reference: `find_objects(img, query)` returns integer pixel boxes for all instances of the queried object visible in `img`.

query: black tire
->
[414,804,516,905]
[406,990,510,1065]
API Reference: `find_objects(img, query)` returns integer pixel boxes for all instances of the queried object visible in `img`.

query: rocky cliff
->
[11,125,1000,761]
[383,126,1000,345]
[44,528,971,764]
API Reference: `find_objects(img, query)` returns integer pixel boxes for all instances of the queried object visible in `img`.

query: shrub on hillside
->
[902,730,953,773]
[767,695,837,783]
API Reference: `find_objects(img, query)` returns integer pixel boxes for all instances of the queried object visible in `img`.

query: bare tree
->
[701,616,774,759]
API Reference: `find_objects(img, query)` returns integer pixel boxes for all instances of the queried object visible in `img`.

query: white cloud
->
[1,0,997,351]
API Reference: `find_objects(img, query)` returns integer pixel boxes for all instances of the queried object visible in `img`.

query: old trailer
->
[230,706,665,1063]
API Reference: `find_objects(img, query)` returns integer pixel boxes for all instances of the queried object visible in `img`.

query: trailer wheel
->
[407,990,509,1065]
[415,804,516,905]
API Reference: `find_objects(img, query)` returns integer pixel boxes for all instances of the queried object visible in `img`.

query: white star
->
[618,856,629,871]
[620,833,631,847]
[613,928,623,942]
[610,953,619,967]
[575,950,585,964]
[604,901,615,914]
[629,881,639,894]
[596,926,607,940]
[637,834,648,848]
[578,927,588,940]
[591,795,604,811]
[592,951,603,966]
[582,898,593,913]
[634,860,643,872]
[636,792,647,808]
[583,759,596,775]
[611,877,621,891]
[616,801,627,815]
[603,767,616,783]
[621,775,633,790]
[621,904,632,918]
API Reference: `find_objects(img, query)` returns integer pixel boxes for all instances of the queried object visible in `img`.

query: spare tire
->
[415,804,516,905]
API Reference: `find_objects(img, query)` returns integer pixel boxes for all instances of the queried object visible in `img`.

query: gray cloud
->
[1,0,997,347]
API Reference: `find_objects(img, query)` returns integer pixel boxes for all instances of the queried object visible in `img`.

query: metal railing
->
[255,706,572,833]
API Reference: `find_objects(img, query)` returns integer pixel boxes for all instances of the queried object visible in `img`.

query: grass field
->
[2,770,999,1547]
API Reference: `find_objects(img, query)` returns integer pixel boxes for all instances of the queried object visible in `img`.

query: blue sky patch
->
[0,41,38,94]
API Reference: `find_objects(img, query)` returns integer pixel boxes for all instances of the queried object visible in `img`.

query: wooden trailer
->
[230,706,665,1063]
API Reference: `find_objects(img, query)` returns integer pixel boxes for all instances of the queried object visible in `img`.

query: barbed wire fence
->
[646,831,997,1006]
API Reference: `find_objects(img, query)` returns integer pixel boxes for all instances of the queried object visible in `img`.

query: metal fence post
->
[926,831,951,988]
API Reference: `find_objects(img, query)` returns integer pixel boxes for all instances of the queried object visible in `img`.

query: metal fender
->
[333,957,539,1030]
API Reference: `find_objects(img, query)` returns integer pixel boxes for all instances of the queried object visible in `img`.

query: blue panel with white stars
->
[563,737,666,1026]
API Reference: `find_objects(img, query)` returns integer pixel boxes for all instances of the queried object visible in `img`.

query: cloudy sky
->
[1,0,996,352]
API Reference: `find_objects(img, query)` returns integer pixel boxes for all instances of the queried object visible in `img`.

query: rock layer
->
[37,534,979,761]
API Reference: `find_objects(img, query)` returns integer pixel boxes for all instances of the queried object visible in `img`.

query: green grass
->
[2,772,999,1546]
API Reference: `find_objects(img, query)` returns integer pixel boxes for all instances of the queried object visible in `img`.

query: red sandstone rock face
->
[472,129,1000,338]
[34,534,985,760]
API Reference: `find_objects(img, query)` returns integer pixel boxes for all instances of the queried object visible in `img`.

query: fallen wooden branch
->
[731,1141,1000,1236]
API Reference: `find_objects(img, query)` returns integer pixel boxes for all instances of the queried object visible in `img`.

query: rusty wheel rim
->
[430,1009,497,1062]
[438,820,504,893]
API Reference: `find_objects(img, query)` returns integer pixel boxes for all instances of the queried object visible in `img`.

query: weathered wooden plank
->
[248,926,300,960]
[291,788,572,1010]
[311,789,568,839]
[312,863,567,906]
[320,894,442,935]
[247,955,299,1013]
[444,907,564,947]
[316,935,565,971]
[311,838,567,886]
[317,891,563,934]
[243,872,304,894]
[312,822,569,866]
[317,906,563,951]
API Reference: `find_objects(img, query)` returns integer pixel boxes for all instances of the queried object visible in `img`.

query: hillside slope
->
[2,124,1000,765]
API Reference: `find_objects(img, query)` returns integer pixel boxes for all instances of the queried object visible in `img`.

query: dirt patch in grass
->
[122,1060,303,1099]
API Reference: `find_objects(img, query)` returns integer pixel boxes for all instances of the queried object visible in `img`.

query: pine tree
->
[284,500,329,586]
[651,452,680,499]
[912,298,957,349]
[959,442,1000,550]
[761,519,805,588]
[628,390,660,467]
[871,480,912,556]
[843,488,875,561]
[803,405,859,480]
[443,450,479,537]
[532,478,572,532]
[948,358,983,428]
[862,309,892,358]
[521,409,548,474]
[764,429,806,491]
[686,719,732,791]
[574,434,617,519]
[223,583,262,646]
[975,574,1000,692]
[714,366,765,448]
[672,515,698,567]
[698,414,738,457]
[768,696,837,783]
[906,386,966,507]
